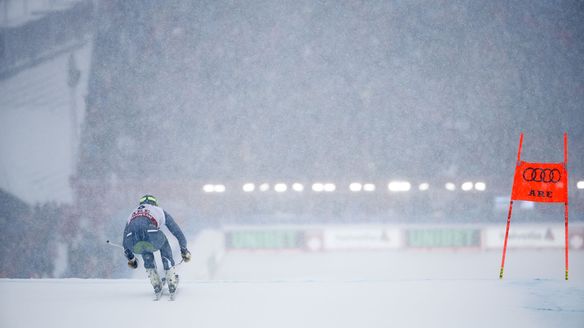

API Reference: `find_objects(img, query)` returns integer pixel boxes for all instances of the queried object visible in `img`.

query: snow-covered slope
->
[1,249,583,328]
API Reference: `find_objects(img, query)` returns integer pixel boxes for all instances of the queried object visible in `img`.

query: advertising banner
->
[485,226,564,249]
[406,228,481,248]
[323,228,401,250]
[226,230,302,250]
[569,227,584,250]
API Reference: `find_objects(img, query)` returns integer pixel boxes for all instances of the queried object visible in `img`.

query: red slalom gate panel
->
[500,133,569,281]
[511,161,568,203]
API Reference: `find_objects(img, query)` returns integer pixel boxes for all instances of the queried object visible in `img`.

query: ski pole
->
[106,239,124,249]
[163,256,184,267]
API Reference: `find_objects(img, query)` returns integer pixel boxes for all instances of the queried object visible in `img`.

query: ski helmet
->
[139,194,158,206]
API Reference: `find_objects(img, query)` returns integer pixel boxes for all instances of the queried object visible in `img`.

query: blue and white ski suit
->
[122,204,187,270]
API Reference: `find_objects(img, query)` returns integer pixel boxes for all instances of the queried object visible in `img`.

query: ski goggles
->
[139,195,158,206]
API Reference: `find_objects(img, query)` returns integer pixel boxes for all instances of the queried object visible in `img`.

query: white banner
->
[484,226,564,249]
[323,228,402,250]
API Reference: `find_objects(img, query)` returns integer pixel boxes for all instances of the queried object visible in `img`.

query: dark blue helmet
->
[139,194,158,206]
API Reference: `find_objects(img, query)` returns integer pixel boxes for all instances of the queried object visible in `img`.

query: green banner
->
[227,230,302,249]
[406,229,481,248]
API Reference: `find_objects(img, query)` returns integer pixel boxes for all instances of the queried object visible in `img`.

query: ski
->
[152,276,178,301]
[167,274,179,301]
[152,277,166,301]
[154,290,163,301]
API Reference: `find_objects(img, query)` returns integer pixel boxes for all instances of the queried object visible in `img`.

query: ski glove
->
[128,257,138,269]
[181,248,191,263]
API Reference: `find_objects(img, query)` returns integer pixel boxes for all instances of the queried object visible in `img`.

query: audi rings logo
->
[522,167,562,183]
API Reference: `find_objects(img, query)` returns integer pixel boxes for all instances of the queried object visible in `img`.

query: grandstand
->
[75,0,584,224]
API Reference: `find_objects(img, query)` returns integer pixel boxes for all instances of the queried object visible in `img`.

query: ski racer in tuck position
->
[123,195,191,298]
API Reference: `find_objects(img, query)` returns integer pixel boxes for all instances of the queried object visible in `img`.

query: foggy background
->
[0,0,583,279]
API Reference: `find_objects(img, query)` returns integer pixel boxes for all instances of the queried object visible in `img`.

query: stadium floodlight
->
[363,183,376,192]
[349,182,363,192]
[461,181,473,191]
[203,184,215,193]
[474,182,486,191]
[259,183,270,192]
[203,184,225,193]
[242,183,255,192]
[274,183,288,192]
[214,184,226,193]
[292,183,304,192]
[388,181,411,192]
[576,180,584,190]
[324,183,336,192]
[418,183,430,191]
[312,183,324,192]
[445,182,456,191]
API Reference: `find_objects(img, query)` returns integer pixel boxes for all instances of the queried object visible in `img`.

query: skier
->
[123,194,191,299]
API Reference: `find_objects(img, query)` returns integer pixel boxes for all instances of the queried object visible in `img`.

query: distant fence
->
[221,224,584,252]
